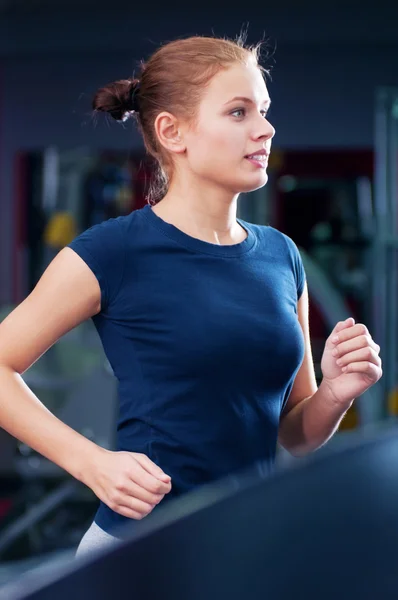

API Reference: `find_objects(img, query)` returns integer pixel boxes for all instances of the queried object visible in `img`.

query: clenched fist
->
[83,449,172,520]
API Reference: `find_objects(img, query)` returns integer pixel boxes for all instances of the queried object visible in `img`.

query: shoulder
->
[241,220,300,256]
[68,212,138,252]
[67,213,136,311]
[242,220,306,298]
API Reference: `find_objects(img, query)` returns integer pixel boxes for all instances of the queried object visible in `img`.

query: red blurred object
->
[0,497,13,520]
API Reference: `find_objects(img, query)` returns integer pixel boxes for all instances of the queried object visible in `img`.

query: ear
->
[154,112,186,155]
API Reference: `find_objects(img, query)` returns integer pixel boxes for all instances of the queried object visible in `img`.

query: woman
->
[0,34,382,558]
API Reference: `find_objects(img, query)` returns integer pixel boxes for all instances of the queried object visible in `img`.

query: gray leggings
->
[75,521,120,559]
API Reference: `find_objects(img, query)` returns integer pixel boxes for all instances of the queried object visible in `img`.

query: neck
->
[151,179,245,246]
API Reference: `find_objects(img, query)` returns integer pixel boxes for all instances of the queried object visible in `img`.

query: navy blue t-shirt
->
[68,204,306,535]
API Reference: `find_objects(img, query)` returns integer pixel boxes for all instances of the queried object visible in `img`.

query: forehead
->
[203,62,269,104]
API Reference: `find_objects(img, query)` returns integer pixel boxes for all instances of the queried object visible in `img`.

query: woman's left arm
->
[278,282,382,457]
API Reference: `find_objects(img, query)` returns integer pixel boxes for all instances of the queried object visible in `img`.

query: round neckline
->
[140,204,257,257]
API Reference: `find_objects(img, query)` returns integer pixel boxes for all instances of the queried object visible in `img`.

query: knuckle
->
[109,490,122,505]
[362,334,371,346]
[142,503,154,515]
[360,324,368,335]
[152,480,163,493]
[366,347,373,359]
[114,479,126,492]
[108,492,117,505]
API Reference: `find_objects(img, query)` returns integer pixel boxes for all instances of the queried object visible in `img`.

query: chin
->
[238,173,268,193]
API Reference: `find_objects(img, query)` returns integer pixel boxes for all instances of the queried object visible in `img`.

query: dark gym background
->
[0,0,397,592]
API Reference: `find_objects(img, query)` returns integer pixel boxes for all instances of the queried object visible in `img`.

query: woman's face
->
[183,61,275,194]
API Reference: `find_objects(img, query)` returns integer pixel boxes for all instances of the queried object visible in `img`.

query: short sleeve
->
[282,234,306,300]
[67,218,125,312]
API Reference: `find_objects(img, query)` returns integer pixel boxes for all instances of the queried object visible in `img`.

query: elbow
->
[281,443,307,458]
[278,436,318,458]
[287,445,312,458]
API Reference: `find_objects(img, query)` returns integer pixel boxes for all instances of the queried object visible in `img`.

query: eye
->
[230,107,270,119]
[230,108,246,118]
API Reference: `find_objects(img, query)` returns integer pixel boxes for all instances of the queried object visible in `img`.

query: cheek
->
[191,122,245,166]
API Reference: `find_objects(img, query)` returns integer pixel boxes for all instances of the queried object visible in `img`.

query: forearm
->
[0,365,101,484]
[279,380,354,457]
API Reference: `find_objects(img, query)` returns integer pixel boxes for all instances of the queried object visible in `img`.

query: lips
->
[245,151,269,159]
[244,148,270,170]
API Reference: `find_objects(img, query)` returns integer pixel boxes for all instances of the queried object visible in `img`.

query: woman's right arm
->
[0,248,171,519]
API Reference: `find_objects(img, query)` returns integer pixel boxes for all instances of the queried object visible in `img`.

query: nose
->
[254,116,275,142]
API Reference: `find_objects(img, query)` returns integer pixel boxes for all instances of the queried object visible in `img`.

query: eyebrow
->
[223,96,272,107]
